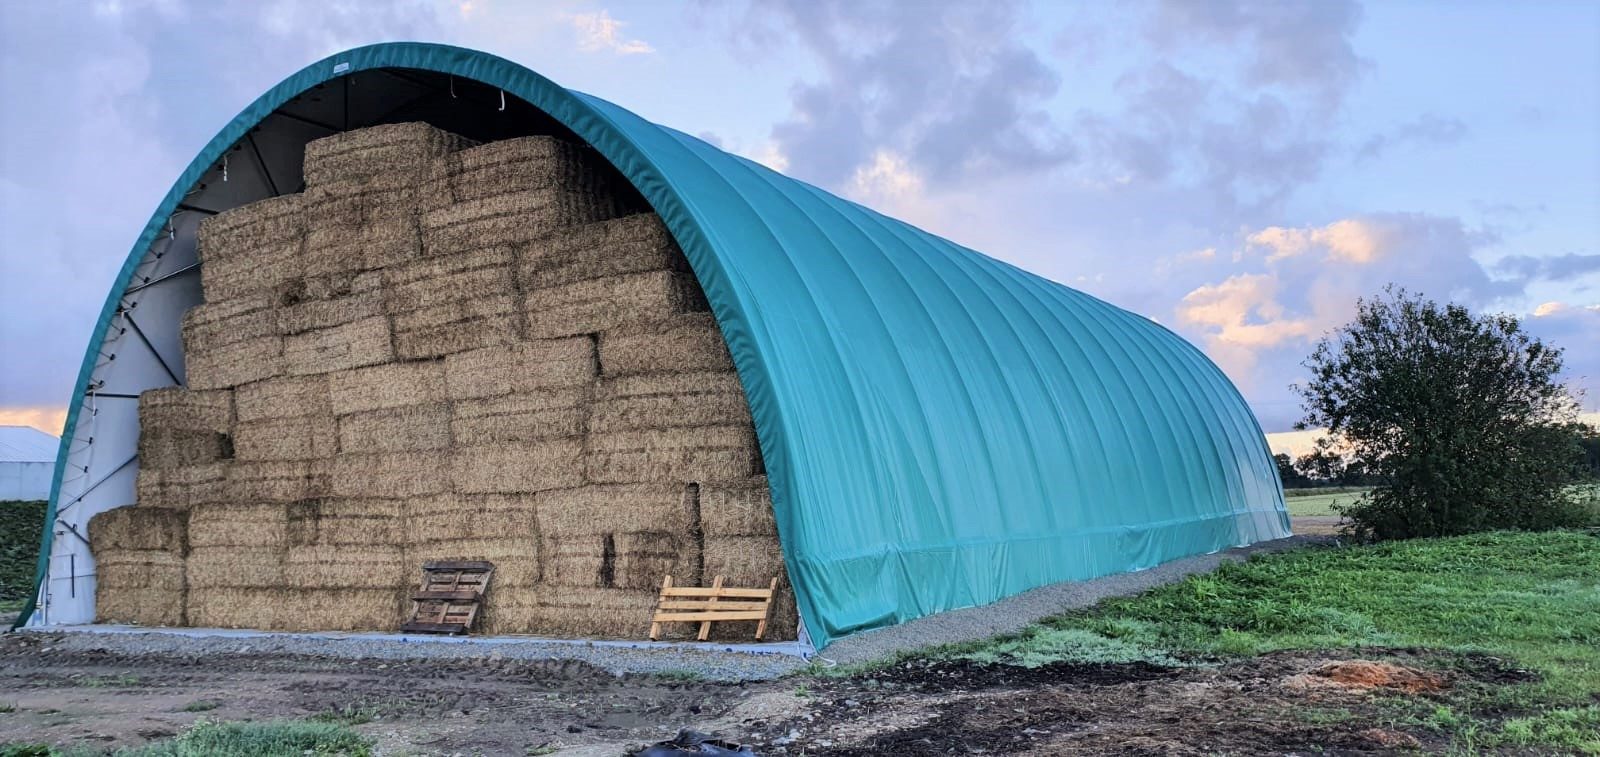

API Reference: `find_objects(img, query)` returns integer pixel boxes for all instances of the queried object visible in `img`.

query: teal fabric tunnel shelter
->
[23,43,1291,646]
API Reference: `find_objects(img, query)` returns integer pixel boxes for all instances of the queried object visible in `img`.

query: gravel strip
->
[20,534,1327,680]
[817,534,1329,667]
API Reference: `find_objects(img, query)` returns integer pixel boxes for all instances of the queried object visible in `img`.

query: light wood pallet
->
[649,575,778,641]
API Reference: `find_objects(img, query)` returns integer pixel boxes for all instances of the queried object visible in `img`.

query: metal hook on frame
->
[499,89,506,111]
[449,76,457,99]
[222,153,229,182]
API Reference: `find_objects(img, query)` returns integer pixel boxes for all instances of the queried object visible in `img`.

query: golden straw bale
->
[698,478,776,538]
[234,375,331,422]
[338,403,451,453]
[330,452,449,498]
[589,382,749,434]
[281,316,393,375]
[225,460,331,502]
[503,586,660,638]
[702,536,797,641]
[183,334,283,390]
[305,221,420,277]
[450,439,583,494]
[287,498,405,546]
[284,545,408,589]
[186,546,285,588]
[232,415,337,461]
[518,213,686,291]
[443,338,595,400]
[135,463,229,510]
[523,271,705,339]
[392,295,521,360]
[328,360,445,416]
[187,502,288,548]
[422,136,593,210]
[420,187,624,256]
[599,313,734,377]
[276,286,384,336]
[139,427,231,470]
[89,506,188,553]
[181,299,278,351]
[197,194,304,300]
[188,587,407,631]
[139,387,233,431]
[534,483,696,536]
[450,389,587,444]
[95,548,187,627]
[383,245,515,314]
[585,425,760,484]
[198,193,304,252]
[303,122,472,187]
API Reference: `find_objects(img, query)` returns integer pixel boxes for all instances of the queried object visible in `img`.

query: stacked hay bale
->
[89,122,796,641]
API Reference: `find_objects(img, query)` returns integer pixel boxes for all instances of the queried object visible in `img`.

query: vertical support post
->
[697,575,724,641]
[650,574,672,641]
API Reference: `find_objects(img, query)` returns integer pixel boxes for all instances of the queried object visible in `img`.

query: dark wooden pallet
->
[401,560,495,635]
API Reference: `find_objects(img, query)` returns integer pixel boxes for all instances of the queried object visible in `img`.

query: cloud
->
[1355,113,1468,162]
[572,9,654,55]
[0,407,67,436]
[1525,302,1600,410]
[1247,218,1389,264]
[1494,252,1600,282]
[744,0,1072,188]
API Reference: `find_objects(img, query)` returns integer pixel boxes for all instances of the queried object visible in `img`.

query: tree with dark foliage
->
[1273,453,1313,488]
[1296,287,1588,539]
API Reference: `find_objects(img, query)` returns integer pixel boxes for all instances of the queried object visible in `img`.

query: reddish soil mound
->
[1290,660,1449,693]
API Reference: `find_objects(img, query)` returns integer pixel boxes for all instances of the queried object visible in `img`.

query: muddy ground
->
[0,632,1531,756]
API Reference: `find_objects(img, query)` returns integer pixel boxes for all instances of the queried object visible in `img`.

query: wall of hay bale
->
[87,122,796,641]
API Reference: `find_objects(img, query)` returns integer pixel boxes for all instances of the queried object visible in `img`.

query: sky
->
[1,0,1596,437]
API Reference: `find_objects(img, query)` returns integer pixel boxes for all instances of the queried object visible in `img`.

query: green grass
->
[1,718,374,757]
[945,531,1600,752]
[1282,486,1371,517]
[0,501,47,605]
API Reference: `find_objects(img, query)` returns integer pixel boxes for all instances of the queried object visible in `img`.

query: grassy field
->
[0,719,372,757]
[943,531,1600,753]
[0,501,46,606]
[1282,486,1371,517]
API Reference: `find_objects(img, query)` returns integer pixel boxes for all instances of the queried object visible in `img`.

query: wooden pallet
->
[649,575,778,641]
[401,560,494,635]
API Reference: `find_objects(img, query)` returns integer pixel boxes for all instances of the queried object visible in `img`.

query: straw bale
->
[139,387,233,431]
[188,587,406,631]
[187,502,288,548]
[422,137,595,211]
[327,360,444,416]
[95,551,186,626]
[330,452,449,498]
[95,550,187,591]
[698,478,775,538]
[277,287,384,336]
[501,586,659,638]
[539,530,694,591]
[451,439,583,494]
[596,371,744,402]
[703,536,797,641]
[284,544,408,589]
[186,546,285,588]
[443,338,595,400]
[304,221,420,277]
[403,493,534,543]
[585,425,760,484]
[599,313,733,377]
[135,463,229,510]
[300,269,384,301]
[303,122,472,187]
[421,188,624,256]
[383,245,516,313]
[225,459,331,502]
[199,236,302,302]
[533,483,696,537]
[406,534,539,588]
[392,295,520,360]
[589,384,749,433]
[523,271,705,339]
[181,299,277,351]
[232,415,337,461]
[287,498,405,546]
[281,316,393,375]
[450,389,587,444]
[198,193,304,252]
[183,333,283,390]
[88,506,188,553]
[338,403,451,453]
[519,214,686,291]
[235,375,331,422]
[139,427,231,469]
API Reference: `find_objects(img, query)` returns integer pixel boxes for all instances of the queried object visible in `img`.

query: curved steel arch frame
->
[23,43,1290,646]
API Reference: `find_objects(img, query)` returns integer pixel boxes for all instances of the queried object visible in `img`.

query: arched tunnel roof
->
[25,42,1289,646]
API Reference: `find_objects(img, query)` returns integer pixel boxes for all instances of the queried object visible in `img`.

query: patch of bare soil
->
[0,633,1534,756]
[737,649,1533,756]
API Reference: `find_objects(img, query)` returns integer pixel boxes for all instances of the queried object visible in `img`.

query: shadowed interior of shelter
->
[86,119,798,641]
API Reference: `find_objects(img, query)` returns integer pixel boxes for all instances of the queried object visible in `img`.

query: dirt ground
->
[1,631,1527,756]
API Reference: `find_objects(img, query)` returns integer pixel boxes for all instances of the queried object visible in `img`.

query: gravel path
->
[18,535,1327,680]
